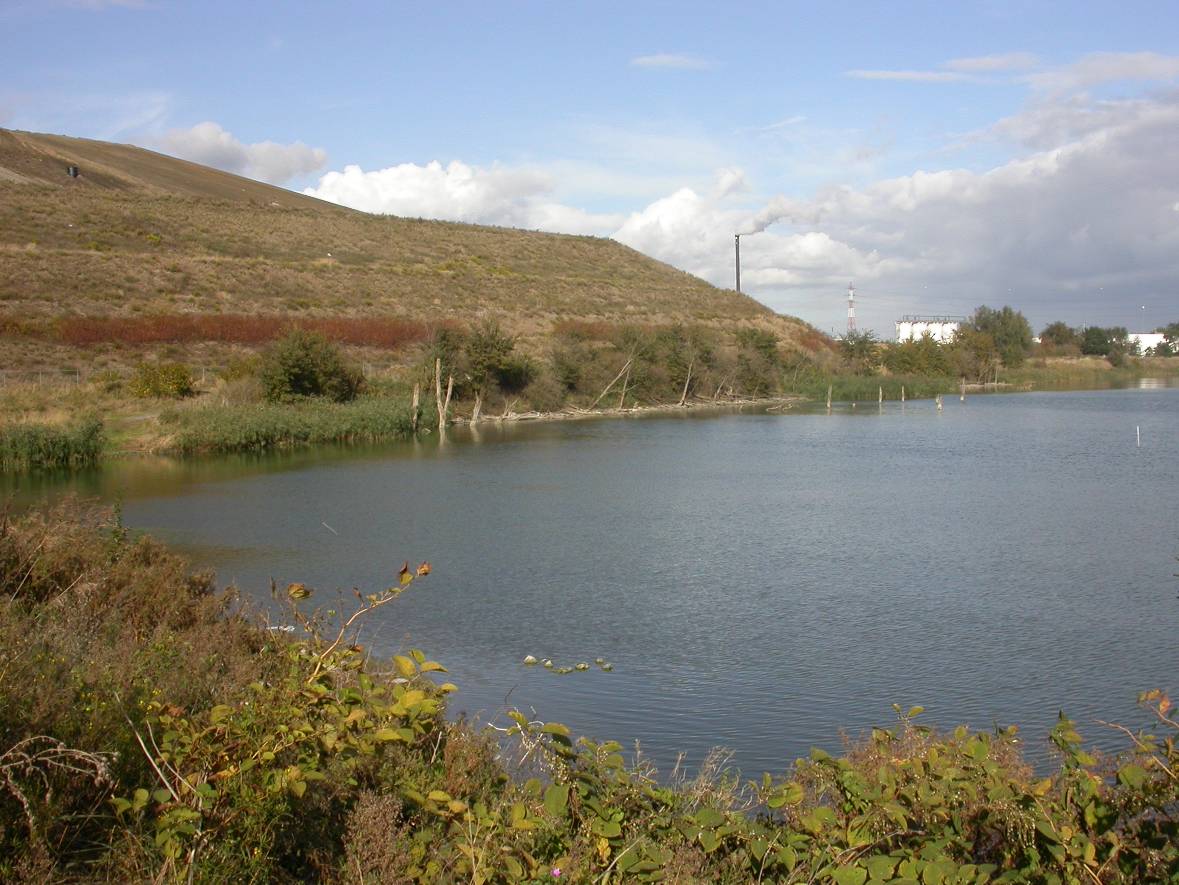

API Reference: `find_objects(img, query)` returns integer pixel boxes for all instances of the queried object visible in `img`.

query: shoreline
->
[444,393,808,427]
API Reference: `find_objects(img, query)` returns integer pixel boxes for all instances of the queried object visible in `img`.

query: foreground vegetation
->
[1,504,1176,883]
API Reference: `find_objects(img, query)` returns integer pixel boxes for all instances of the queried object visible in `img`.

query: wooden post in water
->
[1137,425,1141,447]
[901,386,906,403]
[411,383,420,432]
[936,394,943,411]
[960,376,966,402]
[878,386,883,404]
[826,384,832,412]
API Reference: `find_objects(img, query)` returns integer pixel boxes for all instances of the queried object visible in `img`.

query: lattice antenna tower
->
[846,282,857,333]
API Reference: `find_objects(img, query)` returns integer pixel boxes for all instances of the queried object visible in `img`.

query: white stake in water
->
[1136,425,1140,447]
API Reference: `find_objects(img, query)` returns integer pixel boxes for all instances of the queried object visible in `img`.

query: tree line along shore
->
[1,306,1177,471]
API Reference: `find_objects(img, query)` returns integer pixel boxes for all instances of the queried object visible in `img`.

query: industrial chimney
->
[734,234,741,292]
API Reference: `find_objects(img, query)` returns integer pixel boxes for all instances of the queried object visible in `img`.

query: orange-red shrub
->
[54,315,433,349]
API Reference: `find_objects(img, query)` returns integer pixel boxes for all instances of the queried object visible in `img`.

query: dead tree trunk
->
[434,358,454,430]
[678,354,695,406]
[472,390,483,425]
[589,358,632,410]
[618,363,631,409]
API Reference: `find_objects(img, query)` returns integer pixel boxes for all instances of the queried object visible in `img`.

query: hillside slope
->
[0,129,820,354]
[0,128,335,210]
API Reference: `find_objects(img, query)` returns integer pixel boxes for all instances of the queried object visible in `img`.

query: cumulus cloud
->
[301,57,1179,333]
[606,86,1179,329]
[630,53,713,70]
[154,122,326,185]
[305,160,623,235]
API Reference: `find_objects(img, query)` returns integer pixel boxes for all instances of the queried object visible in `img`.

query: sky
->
[3,0,1179,336]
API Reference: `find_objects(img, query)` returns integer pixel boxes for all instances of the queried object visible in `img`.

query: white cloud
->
[630,53,713,70]
[711,167,748,200]
[305,160,623,235]
[945,52,1039,72]
[305,55,1179,333]
[987,93,1159,148]
[846,69,970,83]
[1027,51,1179,94]
[154,121,326,185]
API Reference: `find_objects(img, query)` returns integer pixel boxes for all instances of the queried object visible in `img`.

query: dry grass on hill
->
[0,129,816,358]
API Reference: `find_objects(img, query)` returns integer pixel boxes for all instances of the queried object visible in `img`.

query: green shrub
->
[494,354,535,393]
[522,374,567,412]
[259,329,363,403]
[130,362,194,399]
[218,354,261,382]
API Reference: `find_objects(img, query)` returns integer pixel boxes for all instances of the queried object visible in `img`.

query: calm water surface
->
[7,387,1179,775]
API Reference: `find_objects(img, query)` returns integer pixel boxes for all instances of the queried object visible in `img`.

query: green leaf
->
[541,721,571,737]
[695,807,724,829]
[289,780,307,798]
[1117,764,1147,789]
[544,783,569,817]
[698,830,721,853]
[777,845,798,870]
[152,788,172,804]
[833,868,868,885]
[393,655,416,678]
[967,737,989,761]
[503,856,524,878]
[593,819,622,838]
[427,789,451,803]
[767,781,805,808]
[209,704,233,724]
[866,856,897,880]
[907,706,925,718]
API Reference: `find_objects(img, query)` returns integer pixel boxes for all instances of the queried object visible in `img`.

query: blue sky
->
[4,0,1179,335]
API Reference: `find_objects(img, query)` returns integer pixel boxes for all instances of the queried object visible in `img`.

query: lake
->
[5,385,1178,776]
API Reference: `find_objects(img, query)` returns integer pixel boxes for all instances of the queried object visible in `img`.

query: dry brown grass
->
[0,131,817,356]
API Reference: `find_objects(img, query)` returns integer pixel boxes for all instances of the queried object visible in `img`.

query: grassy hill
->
[0,129,832,457]
[0,129,817,352]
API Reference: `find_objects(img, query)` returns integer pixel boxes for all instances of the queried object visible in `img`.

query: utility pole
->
[734,234,741,292]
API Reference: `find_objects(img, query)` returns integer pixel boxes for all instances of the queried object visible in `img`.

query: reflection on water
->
[5,387,1179,776]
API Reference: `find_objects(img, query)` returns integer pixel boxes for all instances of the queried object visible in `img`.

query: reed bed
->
[165,398,415,454]
[0,418,103,471]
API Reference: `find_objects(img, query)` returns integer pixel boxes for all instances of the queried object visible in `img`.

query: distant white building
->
[1128,332,1166,353]
[895,315,962,343]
